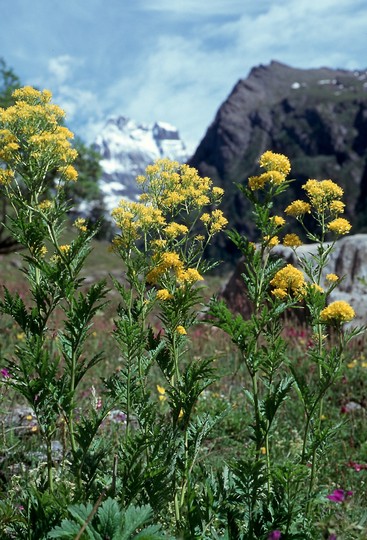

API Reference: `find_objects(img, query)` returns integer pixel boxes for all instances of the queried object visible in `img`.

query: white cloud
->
[98,0,367,151]
[10,0,366,151]
[48,55,82,85]
[138,0,259,15]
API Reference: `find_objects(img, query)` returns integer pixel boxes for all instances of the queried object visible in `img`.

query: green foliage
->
[48,500,171,539]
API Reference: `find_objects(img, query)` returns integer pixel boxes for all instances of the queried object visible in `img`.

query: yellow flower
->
[39,245,48,257]
[259,151,291,176]
[304,179,343,199]
[329,200,345,214]
[320,300,355,324]
[270,264,306,297]
[157,384,167,402]
[176,325,187,335]
[347,360,358,369]
[164,222,189,238]
[271,288,288,300]
[248,171,286,190]
[62,164,78,182]
[248,174,267,190]
[200,209,228,234]
[74,217,87,232]
[309,283,324,294]
[156,289,173,301]
[326,273,339,283]
[59,244,71,255]
[285,200,311,217]
[302,179,344,212]
[212,186,224,200]
[176,268,204,284]
[195,235,205,242]
[283,233,302,247]
[327,218,352,235]
[260,446,267,455]
[264,235,279,248]
[146,251,183,284]
[0,168,14,186]
[38,199,52,211]
[271,215,286,227]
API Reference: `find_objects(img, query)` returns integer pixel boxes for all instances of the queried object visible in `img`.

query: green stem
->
[46,437,54,494]
[306,321,324,515]
[251,370,262,455]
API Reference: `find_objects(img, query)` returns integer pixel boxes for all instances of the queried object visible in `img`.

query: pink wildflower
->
[326,489,353,503]
[268,532,282,540]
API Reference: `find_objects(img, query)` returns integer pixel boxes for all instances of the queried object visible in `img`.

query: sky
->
[1,0,367,153]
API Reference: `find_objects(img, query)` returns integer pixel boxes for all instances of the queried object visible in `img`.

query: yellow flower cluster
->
[0,87,77,186]
[200,209,228,235]
[59,244,71,255]
[320,300,355,324]
[248,151,291,191]
[270,264,306,299]
[283,233,302,247]
[157,384,167,402]
[303,179,343,211]
[285,176,351,237]
[176,325,187,335]
[147,250,203,286]
[38,199,53,212]
[137,159,222,212]
[264,235,279,248]
[74,217,87,232]
[271,215,286,227]
[285,200,311,218]
[327,218,352,235]
[156,289,173,301]
[164,222,189,238]
[176,267,204,284]
[259,150,291,175]
[111,200,166,247]
[0,168,14,186]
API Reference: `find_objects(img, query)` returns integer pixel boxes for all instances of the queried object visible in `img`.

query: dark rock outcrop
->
[189,61,367,260]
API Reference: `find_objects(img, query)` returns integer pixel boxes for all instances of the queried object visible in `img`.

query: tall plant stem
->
[46,437,54,494]
[306,321,324,516]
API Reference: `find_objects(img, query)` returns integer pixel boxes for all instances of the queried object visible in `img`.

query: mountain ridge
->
[188,60,367,260]
[92,115,188,211]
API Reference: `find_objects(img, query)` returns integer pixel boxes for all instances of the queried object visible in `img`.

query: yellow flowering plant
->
[0,86,112,508]
[109,157,227,528]
[208,150,365,535]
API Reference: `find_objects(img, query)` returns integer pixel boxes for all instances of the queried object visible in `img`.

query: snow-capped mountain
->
[93,116,188,211]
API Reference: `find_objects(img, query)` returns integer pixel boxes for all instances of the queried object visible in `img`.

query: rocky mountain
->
[189,60,367,261]
[93,116,188,211]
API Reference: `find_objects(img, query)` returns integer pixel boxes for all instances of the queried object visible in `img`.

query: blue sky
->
[1,0,367,152]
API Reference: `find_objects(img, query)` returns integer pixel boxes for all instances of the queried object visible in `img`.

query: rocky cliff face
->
[93,116,188,211]
[189,61,367,259]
